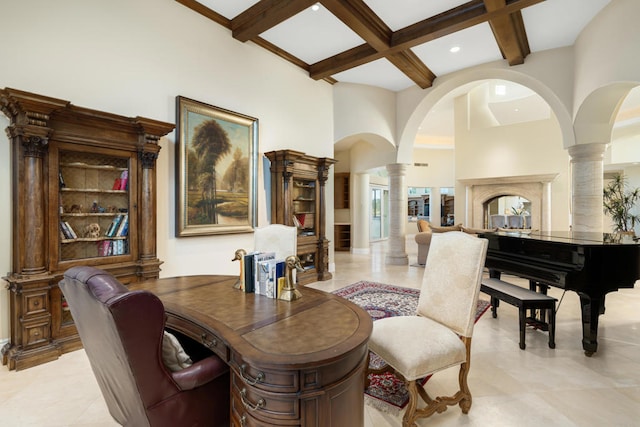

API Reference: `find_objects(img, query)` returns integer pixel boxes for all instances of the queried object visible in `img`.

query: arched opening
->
[484,195,531,229]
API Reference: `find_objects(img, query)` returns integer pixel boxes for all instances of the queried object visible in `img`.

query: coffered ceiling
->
[179,0,610,92]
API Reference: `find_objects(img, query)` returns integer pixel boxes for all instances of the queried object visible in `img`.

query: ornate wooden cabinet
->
[265,150,335,285]
[0,88,174,370]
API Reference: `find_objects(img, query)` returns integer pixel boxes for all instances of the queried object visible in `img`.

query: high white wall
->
[0,0,335,343]
[573,0,640,115]
[454,92,571,231]
[407,149,455,188]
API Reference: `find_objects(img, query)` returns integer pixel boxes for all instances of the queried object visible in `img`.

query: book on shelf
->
[293,213,306,228]
[115,214,129,237]
[60,221,72,239]
[97,240,110,256]
[105,214,124,237]
[112,178,121,190]
[64,221,78,239]
[119,170,128,190]
[59,172,66,188]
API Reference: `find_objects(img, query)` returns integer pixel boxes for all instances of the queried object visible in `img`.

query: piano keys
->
[477,230,640,356]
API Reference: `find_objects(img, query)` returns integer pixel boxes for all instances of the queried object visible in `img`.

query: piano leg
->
[578,293,604,356]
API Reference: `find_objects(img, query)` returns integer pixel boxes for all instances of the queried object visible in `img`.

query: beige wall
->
[0,0,335,343]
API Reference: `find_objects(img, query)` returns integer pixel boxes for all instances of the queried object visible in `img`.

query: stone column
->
[568,143,607,232]
[351,172,370,254]
[430,187,442,225]
[386,163,408,265]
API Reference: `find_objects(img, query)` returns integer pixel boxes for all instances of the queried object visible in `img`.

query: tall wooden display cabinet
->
[0,88,174,370]
[265,150,335,285]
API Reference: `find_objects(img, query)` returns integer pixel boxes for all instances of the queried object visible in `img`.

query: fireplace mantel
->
[459,174,558,231]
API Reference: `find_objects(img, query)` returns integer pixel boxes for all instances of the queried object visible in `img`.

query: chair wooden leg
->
[458,337,472,413]
[365,351,395,390]
[399,337,474,425]
[402,380,419,427]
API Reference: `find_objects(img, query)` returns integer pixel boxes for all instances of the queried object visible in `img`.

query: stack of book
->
[60,221,78,240]
[105,214,129,237]
[97,240,127,256]
[239,252,287,299]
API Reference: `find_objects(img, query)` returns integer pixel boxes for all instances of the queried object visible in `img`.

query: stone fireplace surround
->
[459,174,558,231]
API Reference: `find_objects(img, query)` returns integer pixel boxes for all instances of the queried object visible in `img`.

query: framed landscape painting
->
[175,96,258,236]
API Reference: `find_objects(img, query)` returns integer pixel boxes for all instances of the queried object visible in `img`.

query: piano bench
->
[481,278,557,350]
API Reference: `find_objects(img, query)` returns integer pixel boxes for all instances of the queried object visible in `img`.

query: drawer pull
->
[201,333,217,348]
[240,364,264,385]
[240,388,265,411]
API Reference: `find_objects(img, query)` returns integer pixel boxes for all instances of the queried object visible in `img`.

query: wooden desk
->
[130,275,372,427]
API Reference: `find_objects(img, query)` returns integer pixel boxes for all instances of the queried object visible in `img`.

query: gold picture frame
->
[175,96,258,236]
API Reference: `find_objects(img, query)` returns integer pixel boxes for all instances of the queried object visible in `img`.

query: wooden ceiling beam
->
[321,0,391,52]
[311,0,544,81]
[386,50,436,89]
[232,0,317,42]
[320,0,435,89]
[484,0,530,65]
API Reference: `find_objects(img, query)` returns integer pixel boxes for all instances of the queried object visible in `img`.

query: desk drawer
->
[230,351,298,393]
[165,315,228,361]
[232,373,299,423]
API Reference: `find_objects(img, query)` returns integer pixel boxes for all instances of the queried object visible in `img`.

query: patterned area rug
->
[332,280,490,413]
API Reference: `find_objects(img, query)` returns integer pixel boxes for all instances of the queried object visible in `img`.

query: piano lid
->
[483,230,640,246]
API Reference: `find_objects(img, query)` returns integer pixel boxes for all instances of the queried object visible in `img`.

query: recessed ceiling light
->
[449,46,460,53]
[311,3,320,11]
[514,108,520,112]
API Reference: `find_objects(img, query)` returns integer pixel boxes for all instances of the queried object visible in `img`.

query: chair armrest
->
[415,232,432,245]
[171,355,229,390]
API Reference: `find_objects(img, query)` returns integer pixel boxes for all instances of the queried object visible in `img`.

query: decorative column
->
[568,143,607,232]
[135,117,173,279]
[351,172,370,254]
[139,149,159,261]
[386,163,408,265]
[430,187,442,225]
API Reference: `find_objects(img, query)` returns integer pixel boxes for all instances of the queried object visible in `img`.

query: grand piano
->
[478,230,640,356]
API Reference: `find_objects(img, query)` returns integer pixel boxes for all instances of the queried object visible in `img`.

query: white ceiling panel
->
[260,5,364,65]
[364,0,470,31]
[196,0,260,20]
[333,58,415,92]
[412,23,503,76]
[522,0,611,52]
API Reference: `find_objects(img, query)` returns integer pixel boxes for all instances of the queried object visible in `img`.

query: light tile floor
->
[1,237,639,426]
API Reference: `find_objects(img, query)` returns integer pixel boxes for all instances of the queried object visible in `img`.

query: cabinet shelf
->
[61,212,125,217]
[60,162,127,171]
[61,188,127,194]
[61,236,127,244]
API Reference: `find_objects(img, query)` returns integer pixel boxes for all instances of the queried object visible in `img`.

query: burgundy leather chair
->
[60,266,230,427]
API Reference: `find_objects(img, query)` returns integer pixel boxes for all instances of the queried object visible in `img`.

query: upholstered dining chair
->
[60,266,230,427]
[367,232,488,427]
[254,223,297,260]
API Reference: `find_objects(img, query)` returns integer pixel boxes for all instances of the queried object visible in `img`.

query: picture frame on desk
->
[175,96,258,236]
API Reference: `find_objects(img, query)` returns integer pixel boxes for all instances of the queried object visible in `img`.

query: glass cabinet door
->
[58,150,131,261]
